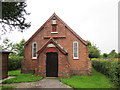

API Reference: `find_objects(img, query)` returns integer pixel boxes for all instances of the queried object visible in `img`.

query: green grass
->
[2,70,42,84]
[0,84,15,89]
[1,85,15,89]
[60,68,113,88]
[8,69,21,76]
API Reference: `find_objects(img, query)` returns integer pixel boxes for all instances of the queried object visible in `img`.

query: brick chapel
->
[21,13,91,77]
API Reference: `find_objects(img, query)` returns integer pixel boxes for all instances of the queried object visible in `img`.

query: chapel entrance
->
[46,52,58,77]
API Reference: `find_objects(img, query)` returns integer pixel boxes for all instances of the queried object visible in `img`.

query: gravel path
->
[3,78,73,89]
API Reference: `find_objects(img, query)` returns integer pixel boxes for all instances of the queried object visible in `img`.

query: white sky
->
[0,0,119,54]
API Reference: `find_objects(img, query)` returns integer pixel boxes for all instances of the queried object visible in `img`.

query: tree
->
[102,53,108,58]
[13,39,25,56]
[108,50,117,58]
[0,2,31,34]
[86,40,101,58]
[0,38,14,50]
[0,38,25,56]
[117,53,120,58]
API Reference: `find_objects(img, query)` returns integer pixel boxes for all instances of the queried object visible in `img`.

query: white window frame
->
[32,42,37,59]
[73,41,79,59]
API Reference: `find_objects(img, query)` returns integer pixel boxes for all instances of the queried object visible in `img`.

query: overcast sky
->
[1,0,119,54]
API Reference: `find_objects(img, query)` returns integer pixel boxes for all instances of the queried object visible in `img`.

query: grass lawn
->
[1,85,15,89]
[60,68,113,88]
[2,70,42,84]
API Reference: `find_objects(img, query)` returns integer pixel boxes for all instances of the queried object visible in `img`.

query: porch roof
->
[37,38,68,55]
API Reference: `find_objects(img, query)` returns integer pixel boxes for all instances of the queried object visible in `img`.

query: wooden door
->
[46,52,58,77]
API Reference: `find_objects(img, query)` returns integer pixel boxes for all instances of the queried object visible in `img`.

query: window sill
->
[73,58,79,60]
[32,58,37,60]
[51,32,58,34]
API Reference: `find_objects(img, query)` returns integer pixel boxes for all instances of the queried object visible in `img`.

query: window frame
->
[73,41,79,59]
[51,24,58,33]
[32,42,37,59]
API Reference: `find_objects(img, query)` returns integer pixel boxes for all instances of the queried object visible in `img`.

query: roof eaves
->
[54,14,88,45]
[24,14,56,46]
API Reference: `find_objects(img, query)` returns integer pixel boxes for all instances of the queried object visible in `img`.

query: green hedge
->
[92,58,120,87]
[9,55,23,70]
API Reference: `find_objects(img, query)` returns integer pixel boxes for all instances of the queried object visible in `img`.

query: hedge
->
[92,58,120,87]
[9,55,23,70]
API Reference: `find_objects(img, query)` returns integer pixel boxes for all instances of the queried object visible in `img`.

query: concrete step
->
[45,77,58,79]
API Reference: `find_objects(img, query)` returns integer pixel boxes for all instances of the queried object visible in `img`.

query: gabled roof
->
[37,38,67,55]
[24,13,88,46]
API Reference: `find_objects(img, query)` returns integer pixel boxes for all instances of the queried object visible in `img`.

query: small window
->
[73,41,79,59]
[32,42,37,59]
[52,25,57,32]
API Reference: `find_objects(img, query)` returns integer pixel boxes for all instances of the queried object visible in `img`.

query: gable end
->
[24,13,88,46]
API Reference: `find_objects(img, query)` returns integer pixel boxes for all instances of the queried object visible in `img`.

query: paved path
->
[3,78,73,89]
[0,76,15,83]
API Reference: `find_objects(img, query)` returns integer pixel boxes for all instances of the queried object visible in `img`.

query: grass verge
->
[1,85,15,89]
[59,68,113,88]
[2,70,42,84]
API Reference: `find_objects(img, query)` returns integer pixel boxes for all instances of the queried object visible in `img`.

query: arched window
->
[32,42,37,59]
[73,41,79,59]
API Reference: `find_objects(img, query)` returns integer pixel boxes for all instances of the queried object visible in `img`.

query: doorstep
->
[45,77,58,79]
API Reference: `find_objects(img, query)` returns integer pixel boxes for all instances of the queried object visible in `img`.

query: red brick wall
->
[34,47,70,77]
[21,17,91,77]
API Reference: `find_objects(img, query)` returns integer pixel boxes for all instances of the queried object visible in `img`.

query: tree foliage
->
[86,40,101,58]
[13,39,25,56]
[107,50,118,58]
[101,50,119,58]
[0,38,25,56]
[102,53,108,58]
[118,53,120,58]
[0,2,30,34]
[0,38,14,50]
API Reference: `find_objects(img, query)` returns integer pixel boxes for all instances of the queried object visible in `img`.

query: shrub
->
[92,58,120,87]
[9,55,23,70]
